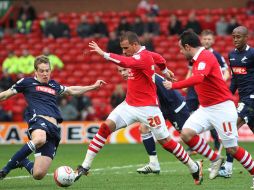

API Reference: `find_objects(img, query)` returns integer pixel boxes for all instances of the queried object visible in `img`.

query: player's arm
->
[150,51,176,81]
[0,89,17,101]
[88,41,147,69]
[229,75,237,94]
[163,74,205,90]
[64,80,106,96]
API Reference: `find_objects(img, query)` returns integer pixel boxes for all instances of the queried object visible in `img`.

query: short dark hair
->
[120,31,140,44]
[34,55,51,70]
[201,29,214,36]
[180,30,201,48]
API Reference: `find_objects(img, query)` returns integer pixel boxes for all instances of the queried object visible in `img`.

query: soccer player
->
[218,26,254,178]
[117,66,190,174]
[75,31,203,185]
[163,30,254,181]
[0,55,105,180]
[185,29,230,156]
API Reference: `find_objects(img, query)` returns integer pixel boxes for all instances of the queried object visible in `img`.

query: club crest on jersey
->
[133,54,140,60]
[36,86,56,95]
[241,56,248,63]
[197,62,206,70]
[232,67,247,74]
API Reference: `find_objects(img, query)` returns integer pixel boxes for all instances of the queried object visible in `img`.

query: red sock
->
[163,139,190,164]
[233,146,254,175]
[185,135,218,161]
[88,123,111,154]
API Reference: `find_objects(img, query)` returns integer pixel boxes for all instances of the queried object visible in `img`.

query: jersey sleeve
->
[149,51,166,71]
[193,59,212,76]
[10,78,27,93]
[52,80,66,95]
[104,52,151,69]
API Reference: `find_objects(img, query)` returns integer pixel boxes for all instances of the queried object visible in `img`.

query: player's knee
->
[32,136,47,148]
[226,147,238,155]
[33,169,47,180]
[180,129,193,142]
[139,124,149,134]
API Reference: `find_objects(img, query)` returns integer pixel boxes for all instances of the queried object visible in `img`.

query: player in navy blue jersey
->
[219,26,254,179]
[185,30,229,156]
[117,66,190,174]
[0,55,105,180]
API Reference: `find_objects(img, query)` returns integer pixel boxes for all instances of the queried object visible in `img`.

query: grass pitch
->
[0,143,253,190]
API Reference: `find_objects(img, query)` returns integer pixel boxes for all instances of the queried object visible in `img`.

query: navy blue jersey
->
[155,74,186,117]
[228,45,254,103]
[212,49,228,71]
[11,77,66,123]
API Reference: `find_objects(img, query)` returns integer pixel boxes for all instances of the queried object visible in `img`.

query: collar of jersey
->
[34,77,49,85]
[134,46,146,55]
[234,45,250,52]
[193,47,205,61]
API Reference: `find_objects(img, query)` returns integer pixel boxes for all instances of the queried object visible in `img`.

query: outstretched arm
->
[0,89,17,101]
[64,80,106,96]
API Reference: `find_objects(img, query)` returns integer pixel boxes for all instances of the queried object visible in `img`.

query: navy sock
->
[210,129,221,151]
[20,158,34,175]
[3,141,36,173]
[226,152,234,163]
[142,132,156,156]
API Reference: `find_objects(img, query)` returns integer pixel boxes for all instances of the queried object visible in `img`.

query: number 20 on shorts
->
[147,116,161,127]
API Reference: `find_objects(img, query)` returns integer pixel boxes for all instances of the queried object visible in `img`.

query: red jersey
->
[172,48,233,107]
[104,46,166,106]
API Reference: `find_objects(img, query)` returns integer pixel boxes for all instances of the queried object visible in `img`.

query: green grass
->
[0,143,253,190]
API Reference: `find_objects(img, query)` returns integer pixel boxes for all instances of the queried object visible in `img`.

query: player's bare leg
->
[75,119,116,181]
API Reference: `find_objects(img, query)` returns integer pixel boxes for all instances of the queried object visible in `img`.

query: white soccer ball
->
[54,166,75,187]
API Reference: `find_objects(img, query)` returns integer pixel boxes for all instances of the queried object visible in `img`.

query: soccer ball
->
[54,166,75,187]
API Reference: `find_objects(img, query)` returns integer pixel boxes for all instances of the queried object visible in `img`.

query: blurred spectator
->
[110,84,126,108]
[2,51,19,74]
[40,11,53,35]
[136,0,150,15]
[226,16,240,34]
[91,16,108,38]
[42,47,64,70]
[16,13,32,34]
[0,71,14,91]
[149,0,160,16]
[18,0,36,21]
[77,15,93,38]
[70,94,92,120]
[107,31,122,54]
[144,15,160,36]
[45,16,70,38]
[131,16,145,36]
[246,0,254,15]
[19,49,35,74]
[140,32,154,51]
[168,14,182,35]
[185,12,201,34]
[116,16,132,36]
[59,96,79,121]
[215,16,228,36]
[201,14,215,32]
[0,104,12,121]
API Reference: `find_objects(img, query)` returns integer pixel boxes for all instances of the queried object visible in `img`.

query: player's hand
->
[162,80,172,90]
[93,80,107,89]
[164,69,176,82]
[89,41,105,56]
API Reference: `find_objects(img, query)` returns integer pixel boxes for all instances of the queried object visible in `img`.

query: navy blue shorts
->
[237,101,254,131]
[165,106,190,131]
[27,116,61,159]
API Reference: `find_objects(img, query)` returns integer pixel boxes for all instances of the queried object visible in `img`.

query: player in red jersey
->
[75,31,203,185]
[163,30,254,182]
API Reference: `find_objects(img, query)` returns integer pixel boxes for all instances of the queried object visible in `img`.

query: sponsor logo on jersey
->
[232,67,247,74]
[197,62,206,70]
[36,86,56,95]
